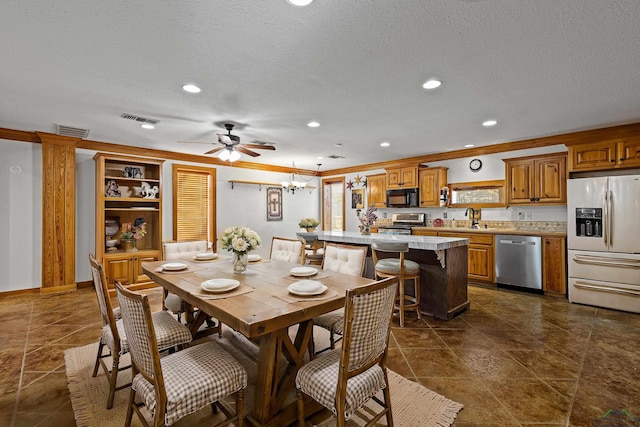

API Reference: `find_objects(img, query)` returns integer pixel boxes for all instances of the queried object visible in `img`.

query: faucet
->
[465,208,479,228]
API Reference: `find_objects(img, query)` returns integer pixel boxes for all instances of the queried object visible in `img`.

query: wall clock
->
[469,158,482,172]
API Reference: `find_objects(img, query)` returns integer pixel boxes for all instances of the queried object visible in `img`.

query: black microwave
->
[386,188,419,208]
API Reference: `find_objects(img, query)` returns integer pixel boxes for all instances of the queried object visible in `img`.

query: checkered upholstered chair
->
[296,276,399,427]
[162,241,222,337]
[371,240,421,327]
[296,232,324,266]
[311,243,368,354]
[270,236,305,264]
[88,254,192,409]
[115,282,247,427]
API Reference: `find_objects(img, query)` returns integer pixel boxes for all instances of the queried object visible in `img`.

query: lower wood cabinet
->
[542,237,566,295]
[438,232,494,282]
[103,250,160,291]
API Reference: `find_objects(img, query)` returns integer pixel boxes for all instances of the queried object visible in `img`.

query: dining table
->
[142,255,373,427]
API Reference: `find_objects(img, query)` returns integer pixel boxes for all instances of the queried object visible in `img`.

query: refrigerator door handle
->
[574,281,640,297]
[608,190,613,247]
[603,191,608,247]
[573,254,640,269]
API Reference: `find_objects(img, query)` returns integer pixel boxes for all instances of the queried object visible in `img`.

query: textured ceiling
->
[1,1,639,170]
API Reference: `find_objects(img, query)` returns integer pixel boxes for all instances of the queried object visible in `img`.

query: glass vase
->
[233,253,248,274]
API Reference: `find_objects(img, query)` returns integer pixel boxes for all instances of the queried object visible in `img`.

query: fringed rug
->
[65,329,463,427]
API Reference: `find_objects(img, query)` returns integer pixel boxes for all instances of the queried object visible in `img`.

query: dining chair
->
[270,236,305,264]
[312,243,368,354]
[296,232,324,266]
[162,240,222,337]
[371,240,421,327]
[296,276,399,427]
[115,282,247,427]
[88,254,193,409]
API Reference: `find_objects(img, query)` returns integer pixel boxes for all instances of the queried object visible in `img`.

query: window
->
[322,177,345,231]
[448,180,506,208]
[172,164,216,246]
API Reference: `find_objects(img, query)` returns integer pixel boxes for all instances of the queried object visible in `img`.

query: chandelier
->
[281,162,321,194]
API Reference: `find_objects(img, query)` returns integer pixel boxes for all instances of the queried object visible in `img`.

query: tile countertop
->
[411,226,567,237]
[315,231,469,251]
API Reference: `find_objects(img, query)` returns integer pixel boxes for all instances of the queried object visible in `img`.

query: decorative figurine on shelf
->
[123,166,143,178]
[356,204,377,235]
[105,180,121,197]
[140,181,159,198]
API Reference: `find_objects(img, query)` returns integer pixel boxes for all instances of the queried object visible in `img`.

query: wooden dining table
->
[142,256,373,427]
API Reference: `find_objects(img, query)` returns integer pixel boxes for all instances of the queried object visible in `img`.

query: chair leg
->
[124,387,135,427]
[398,277,406,328]
[382,370,394,427]
[329,330,336,350]
[106,352,120,409]
[236,388,245,427]
[92,341,104,377]
[296,389,306,427]
[414,275,421,320]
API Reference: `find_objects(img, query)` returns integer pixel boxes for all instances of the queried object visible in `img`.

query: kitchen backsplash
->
[374,217,566,232]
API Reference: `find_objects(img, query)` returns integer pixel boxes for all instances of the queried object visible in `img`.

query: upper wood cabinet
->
[504,153,567,205]
[366,173,387,208]
[386,166,418,189]
[419,167,447,207]
[567,137,640,172]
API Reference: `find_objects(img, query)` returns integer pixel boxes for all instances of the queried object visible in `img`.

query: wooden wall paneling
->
[38,133,77,293]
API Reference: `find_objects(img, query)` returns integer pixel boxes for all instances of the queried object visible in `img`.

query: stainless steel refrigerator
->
[567,175,640,313]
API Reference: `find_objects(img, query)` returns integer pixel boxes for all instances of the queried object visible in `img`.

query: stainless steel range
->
[377,213,426,235]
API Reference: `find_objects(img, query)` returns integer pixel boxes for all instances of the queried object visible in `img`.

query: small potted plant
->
[120,218,147,252]
[298,218,320,232]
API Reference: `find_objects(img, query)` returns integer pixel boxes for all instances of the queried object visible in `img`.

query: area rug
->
[65,330,463,427]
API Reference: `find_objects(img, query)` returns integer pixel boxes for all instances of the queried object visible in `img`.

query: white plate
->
[201,278,240,293]
[248,254,261,262]
[162,262,188,271]
[288,282,328,296]
[194,253,218,261]
[288,279,324,293]
[290,266,318,277]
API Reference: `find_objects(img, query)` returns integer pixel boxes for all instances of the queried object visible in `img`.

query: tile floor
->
[1,284,639,427]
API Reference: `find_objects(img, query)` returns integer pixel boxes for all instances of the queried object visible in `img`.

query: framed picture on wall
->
[351,188,364,209]
[267,187,283,221]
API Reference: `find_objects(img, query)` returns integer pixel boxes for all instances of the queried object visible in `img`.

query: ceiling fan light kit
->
[180,123,276,162]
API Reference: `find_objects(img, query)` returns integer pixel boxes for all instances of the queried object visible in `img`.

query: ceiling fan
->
[179,123,275,162]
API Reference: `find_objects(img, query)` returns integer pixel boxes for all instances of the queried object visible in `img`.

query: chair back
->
[163,240,208,260]
[114,282,163,387]
[88,254,119,339]
[321,243,367,277]
[270,237,305,263]
[371,240,409,253]
[340,276,398,375]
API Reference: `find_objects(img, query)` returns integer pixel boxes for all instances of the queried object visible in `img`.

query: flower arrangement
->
[220,226,261,256]
[120,218,147,241]
[298,218,320,229]
[356,204,377,227]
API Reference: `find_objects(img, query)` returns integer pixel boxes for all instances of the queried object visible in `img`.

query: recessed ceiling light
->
[307,121,320,128]
[335,143,342,147]
[287,0,313,6]
[422,79,442,90]
[380,142,390,147]
[316,156,323,160]
[182,84,201,93]
[464,144,474,148]
[140,124,155,129]
[482,120,498,127]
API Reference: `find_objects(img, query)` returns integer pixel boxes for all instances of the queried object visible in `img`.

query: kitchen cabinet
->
[542,237,566,295]
[567,137,640,171]
[386,166,418,189]
[419,167,448,207]
[95,153,164,292]
[434,231,495,282]
[366,173,387,208]
[504,153,567,205]
[411,229,438,237]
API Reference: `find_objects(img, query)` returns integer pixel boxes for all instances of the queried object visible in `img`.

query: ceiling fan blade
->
[243,143,276,151]
[204,146,225,155]
[237,147,260,157]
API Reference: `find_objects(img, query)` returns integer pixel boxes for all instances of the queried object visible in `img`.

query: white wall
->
[0,139,42,291]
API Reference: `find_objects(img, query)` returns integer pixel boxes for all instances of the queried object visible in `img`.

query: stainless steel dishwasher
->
[495,235,542,291]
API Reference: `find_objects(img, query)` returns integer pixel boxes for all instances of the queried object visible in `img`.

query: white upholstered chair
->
[296,277,398,427]
[311,243,368,354]
[89,254,192,409]
[270,236,305,264]
[115,282,247,427]
[371,240,421,327]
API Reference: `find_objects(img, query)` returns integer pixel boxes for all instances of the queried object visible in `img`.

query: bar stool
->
[296,232,324,266]
[371,240,421,327]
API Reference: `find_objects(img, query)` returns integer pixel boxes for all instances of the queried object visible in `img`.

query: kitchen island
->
[315,231,470,320]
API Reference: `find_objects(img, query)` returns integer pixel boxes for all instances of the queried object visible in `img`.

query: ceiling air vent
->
[120,113,160,125]
[327,154,346,159]
[56,125,90,139]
